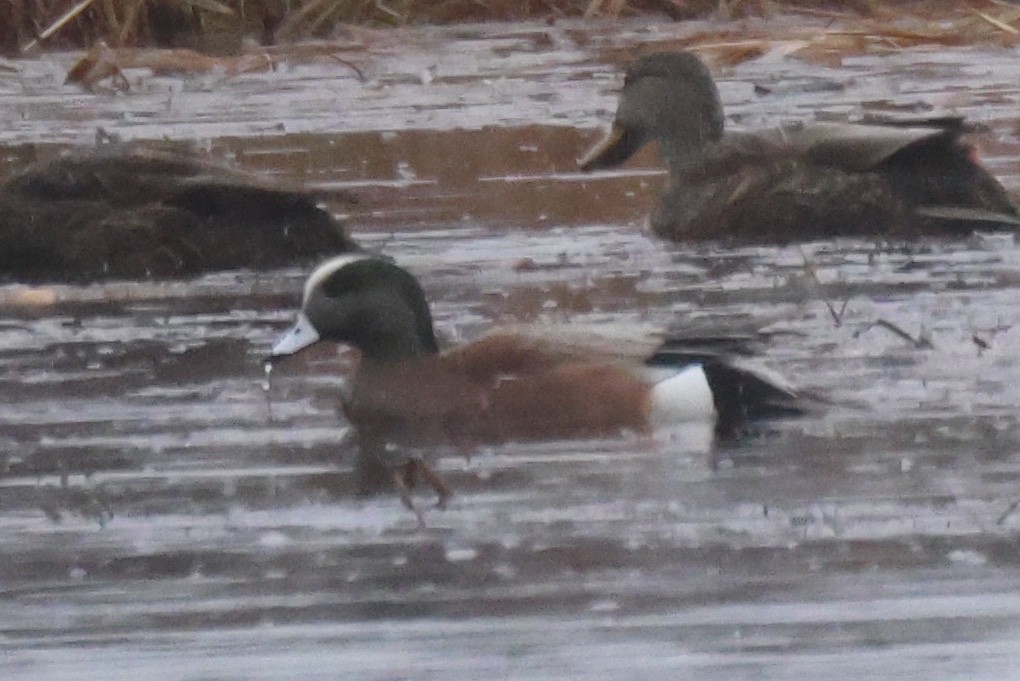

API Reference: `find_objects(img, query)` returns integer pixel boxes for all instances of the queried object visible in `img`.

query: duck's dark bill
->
[577,123,637,171]
[269,312,320,360]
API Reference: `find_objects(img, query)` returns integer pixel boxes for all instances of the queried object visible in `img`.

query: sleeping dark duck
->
[0,142,359,283]
[579,51,1019,243]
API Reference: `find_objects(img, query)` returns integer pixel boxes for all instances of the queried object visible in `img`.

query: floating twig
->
[328,54,366,81]
[854,318,933,349]
[798,245,851,326]
[997,499,1020,525]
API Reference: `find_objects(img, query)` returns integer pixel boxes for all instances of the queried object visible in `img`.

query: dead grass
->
[4,0,1020,56]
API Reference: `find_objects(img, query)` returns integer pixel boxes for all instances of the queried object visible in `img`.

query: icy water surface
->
[3,16,1020,680]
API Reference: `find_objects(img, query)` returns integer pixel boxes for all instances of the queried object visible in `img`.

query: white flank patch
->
[302,253,372,305]
[647,364,716,425]
[655,421,716,455]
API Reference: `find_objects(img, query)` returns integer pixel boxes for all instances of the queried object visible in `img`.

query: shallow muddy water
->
[3,16,1020,681]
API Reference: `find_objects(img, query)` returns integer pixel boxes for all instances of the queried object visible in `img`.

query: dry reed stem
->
[7,0,1020,56]
[65,42,276,89]
[22,0,99,51]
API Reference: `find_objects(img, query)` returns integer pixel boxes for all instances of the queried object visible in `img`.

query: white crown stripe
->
[303,254,372,304]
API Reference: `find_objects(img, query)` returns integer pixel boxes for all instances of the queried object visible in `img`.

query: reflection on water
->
[2,17,1020,681]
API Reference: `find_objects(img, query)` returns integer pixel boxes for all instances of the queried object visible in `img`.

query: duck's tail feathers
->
[915,205,1020,231]
[858,113,973,133]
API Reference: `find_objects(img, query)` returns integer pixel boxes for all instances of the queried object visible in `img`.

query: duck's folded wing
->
[8,145,353,208]
[765,120,959,171]
[458,323,665,369]
[467,316,799,367]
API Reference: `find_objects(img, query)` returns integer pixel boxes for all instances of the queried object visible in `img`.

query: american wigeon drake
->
[579,51,1019,243]
[267,254,807,522]
[0,143,359,283]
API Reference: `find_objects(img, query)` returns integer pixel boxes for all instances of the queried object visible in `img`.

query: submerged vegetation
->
[5,0,1020,55]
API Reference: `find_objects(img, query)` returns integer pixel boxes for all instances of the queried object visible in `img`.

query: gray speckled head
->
[580,51,724,174]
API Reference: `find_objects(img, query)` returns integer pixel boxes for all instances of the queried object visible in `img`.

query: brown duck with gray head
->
[579,51,1019,243]
[0,142,360,283]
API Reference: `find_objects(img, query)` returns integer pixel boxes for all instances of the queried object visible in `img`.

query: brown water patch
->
[3,127,667,233]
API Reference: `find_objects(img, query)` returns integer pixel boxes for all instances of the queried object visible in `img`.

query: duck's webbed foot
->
[391,467,427,527]
[391,456,452,525]
[416,457,452,510]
